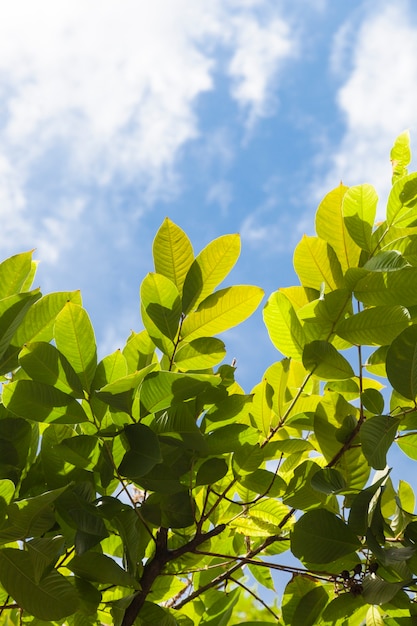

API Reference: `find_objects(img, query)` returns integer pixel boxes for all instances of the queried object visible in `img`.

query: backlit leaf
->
[3,380,88,424]
[140,272,182,342]
[336,305,410,346]
[263,290,306,359]
[316,183,361,272]
[303,340,355,380]
[55,302,97,392]
[153,218,194,294]
[182,234,241,314]
[354,268,417,306]
[181,285,264,341]
[293,235,344,291]
[342,184,378,252]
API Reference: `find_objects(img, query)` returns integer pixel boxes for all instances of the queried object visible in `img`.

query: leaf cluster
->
[0,133,417,624]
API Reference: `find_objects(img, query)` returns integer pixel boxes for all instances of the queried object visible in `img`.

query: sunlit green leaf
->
[336,305,410,346]
[140,370,220,414]
[316,183,361,272]
[342,184,378,252]
[3,380,88,424]
[293,235,344,291]
[181,285,264,341]
[0,251,34,298]
[263,290,306,359]
[387,172,417,227]
[391,130,411,184]
[55,302,97,392]
[153,218,194,294]
[174,337,226,370]
[354,267,417,306]
[19,341,84,397]
[182,233,241,314]
[303,340,355,380]
[141,272,182,345]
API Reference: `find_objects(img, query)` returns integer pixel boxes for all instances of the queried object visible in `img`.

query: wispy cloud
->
[321,0,417,213]
[0,0,298,263]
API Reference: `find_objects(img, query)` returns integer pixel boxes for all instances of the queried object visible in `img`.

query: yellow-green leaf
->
[182,234,241,314]
[54,302,97,392]
[181,285,264,341]
[152,218,194,294]
[316,184,361,272]
[293,235,344,291]
[263,290,306,359]
[342,184,378,252]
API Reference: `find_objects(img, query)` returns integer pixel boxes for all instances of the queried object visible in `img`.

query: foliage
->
[0,134,417,625]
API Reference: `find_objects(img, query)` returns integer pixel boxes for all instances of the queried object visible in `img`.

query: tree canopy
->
[0,133,417,625]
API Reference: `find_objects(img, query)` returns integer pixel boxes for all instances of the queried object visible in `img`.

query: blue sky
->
[1,0,417,402]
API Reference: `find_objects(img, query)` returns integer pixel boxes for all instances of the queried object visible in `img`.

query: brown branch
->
[121,523,226,626]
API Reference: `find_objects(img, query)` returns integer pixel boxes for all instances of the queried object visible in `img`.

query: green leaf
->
[291,509,361,563]
[363,250,410,272]
[68,552,138,587]
[0,548,79,621]
[0,251,34,298]
[316,183,361,272]
[347,471,390,536]
[360,415,401,469]
[354,268,417,306]
[248,378,274,437]
[0,290,41,361]
[153,218,194,294]
[118,423,162,479]
[263,290,306,359]
[342,184,378,252]
[386,325,417,399]
[181,285,264,341]
[361,388,385,414]
[26,536,66,583]
[140,371,220,414]
[123,330,156,373]
[141,273,182,344]
[247,563,275,591]
[391,130,411,184]
[293,235,344,291]
[141,490,195,528]
[302,340,355,380]
[182,233,241,314]
[397,433,417,460]
[195,458,228,486]
[362,575,404,605]
[0,479,15,520]
[54,302,97,392]
[2,380,89,424]
[387,172,417,227]
[310,467,347,494]
[292,586,328,626]
[174,337,226,370]
[336,305,410,346]
[19,342,84,397]
[12,290,82,346]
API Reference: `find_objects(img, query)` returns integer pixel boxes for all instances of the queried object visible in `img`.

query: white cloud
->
[228,14,296,127]
[0,0,297,261]
[322,1,417,214]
